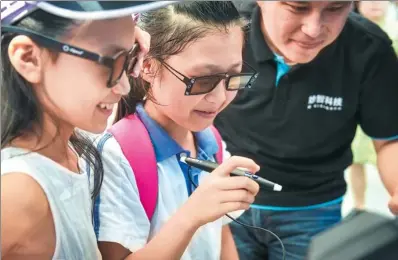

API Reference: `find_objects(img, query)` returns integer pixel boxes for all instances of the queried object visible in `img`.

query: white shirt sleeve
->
[221,140,232,161]
[94,134,150,252]
[220,139,245,225]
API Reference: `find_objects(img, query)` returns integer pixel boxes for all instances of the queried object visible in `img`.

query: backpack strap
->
[210,125,224,163]
[108,114,158,221]
[108,119,222,221]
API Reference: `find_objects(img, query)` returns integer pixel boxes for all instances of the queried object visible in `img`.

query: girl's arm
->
[122,206,198,260]
[220,225,240,260]
[1,173,52,257]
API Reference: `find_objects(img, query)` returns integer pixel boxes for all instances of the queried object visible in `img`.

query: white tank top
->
[1,147,99,260]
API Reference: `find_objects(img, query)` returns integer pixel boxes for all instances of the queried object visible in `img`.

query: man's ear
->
[7,35,45,84]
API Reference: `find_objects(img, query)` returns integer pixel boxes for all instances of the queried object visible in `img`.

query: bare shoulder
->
[1,172,50,217]
[1,172,51,255]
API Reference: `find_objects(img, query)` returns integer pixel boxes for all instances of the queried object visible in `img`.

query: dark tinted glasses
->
[1,25,140,88]
[160,61,258,95]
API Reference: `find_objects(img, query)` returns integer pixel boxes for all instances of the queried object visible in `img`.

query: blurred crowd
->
[348,1,398,213]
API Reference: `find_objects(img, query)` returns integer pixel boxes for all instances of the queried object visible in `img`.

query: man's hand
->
[132,26,150,78]
[388,187,398,215]
[373,139,398,215]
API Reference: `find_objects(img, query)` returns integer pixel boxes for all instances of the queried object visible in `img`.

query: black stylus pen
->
[179,155,282,191]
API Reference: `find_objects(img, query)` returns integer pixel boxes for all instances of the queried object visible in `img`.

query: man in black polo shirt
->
[215,1,398,259]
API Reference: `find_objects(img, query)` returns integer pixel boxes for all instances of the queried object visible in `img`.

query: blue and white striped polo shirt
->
[92,104,238,260]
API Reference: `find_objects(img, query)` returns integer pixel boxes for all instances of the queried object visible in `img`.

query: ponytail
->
[114,76,150,123]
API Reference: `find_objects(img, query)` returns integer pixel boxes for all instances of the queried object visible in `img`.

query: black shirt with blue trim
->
[214,6,398,207]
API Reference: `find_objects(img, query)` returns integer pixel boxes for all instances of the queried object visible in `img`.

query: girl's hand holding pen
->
[180,156,260,227]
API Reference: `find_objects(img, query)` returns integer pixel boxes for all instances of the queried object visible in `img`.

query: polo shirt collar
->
[136,103,218,162]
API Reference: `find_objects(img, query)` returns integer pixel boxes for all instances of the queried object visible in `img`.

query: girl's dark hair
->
[1,10,103,200]
[115,1,246,122]
[353,1,360,14]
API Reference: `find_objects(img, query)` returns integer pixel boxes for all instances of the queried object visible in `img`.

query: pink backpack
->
[108,114,224,221]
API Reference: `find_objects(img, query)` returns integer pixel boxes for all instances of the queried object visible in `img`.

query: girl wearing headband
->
[1,1,172,259]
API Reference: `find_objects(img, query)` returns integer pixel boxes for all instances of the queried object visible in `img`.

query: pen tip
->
[179,153,188,163]
[274,184,282,191]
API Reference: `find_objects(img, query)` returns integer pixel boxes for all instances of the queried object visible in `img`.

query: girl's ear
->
[141,58,158,83]
[8,35,45,85]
